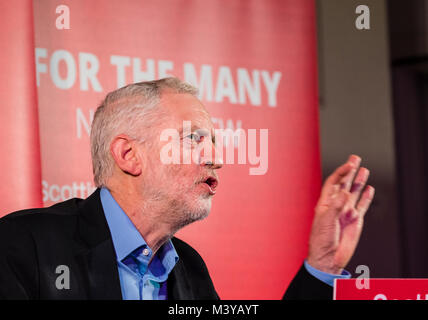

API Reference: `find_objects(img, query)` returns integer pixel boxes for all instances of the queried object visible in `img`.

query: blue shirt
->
[304,260,351,286]
[100,187,179,300]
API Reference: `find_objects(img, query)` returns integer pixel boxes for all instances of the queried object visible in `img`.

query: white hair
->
[90,77,198,187]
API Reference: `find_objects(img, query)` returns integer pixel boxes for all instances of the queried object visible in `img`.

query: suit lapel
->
[74,240,122,299]
[167,255,195,300]
[73,189,122,299]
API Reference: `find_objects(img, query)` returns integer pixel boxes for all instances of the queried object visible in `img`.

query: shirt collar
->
[100,187,179,267]
[100,187,146,261]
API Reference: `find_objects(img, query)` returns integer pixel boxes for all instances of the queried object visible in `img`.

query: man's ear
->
[110,134,142,176]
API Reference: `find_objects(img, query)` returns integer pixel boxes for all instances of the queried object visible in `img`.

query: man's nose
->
[202,158,223,169]
[201,144,223,169]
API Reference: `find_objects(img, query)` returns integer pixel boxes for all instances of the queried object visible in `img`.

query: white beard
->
[140,183,212,233]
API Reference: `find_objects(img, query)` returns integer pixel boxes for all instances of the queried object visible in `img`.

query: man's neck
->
[108,188,174,255]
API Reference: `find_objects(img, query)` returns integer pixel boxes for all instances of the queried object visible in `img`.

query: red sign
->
[1,0,320,299]
[334,279,428,300]
[30,0,320,299]
[0,0,42,214]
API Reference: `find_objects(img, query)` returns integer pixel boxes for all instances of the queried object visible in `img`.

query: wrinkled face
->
[139,92,222,230]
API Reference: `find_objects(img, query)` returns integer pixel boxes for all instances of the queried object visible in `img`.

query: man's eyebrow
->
[178,125,201,136]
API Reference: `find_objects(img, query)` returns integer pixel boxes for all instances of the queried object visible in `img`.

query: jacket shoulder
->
[0,199,84,300]
[0,197,86,248]
[0,196,86,227]
[2,197,83,219]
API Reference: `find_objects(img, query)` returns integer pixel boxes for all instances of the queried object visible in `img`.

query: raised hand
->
[307,155,375,274]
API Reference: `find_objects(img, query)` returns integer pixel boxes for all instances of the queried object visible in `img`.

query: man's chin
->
[190,199,212,221]
[174,199,212,230]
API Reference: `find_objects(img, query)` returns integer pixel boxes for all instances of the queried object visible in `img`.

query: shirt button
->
[142,248,150,256]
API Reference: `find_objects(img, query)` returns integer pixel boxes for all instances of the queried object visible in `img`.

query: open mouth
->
[202,176,218,195]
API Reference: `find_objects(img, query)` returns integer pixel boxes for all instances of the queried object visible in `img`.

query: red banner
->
[1,0,320,299]
[334,279,428,300]
[0,0,42,213]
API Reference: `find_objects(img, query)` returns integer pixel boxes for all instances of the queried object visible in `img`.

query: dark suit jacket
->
[0,189,332,300]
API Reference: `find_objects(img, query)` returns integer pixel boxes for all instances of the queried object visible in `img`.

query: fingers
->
[319,155,360,203]
[318,154,375,221]
[325,161,354,186]
[348,167,370,207]
[339,155,361,191]
[330,183,374,225]
[356,185,375,216]
[332,189,348,210]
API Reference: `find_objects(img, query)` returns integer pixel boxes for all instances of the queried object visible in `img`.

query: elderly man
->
[0,78,374,299]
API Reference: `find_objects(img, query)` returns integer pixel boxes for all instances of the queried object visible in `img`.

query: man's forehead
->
[159,92,213,128]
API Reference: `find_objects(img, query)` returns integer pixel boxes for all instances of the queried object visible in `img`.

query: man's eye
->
[187,133,202,142]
